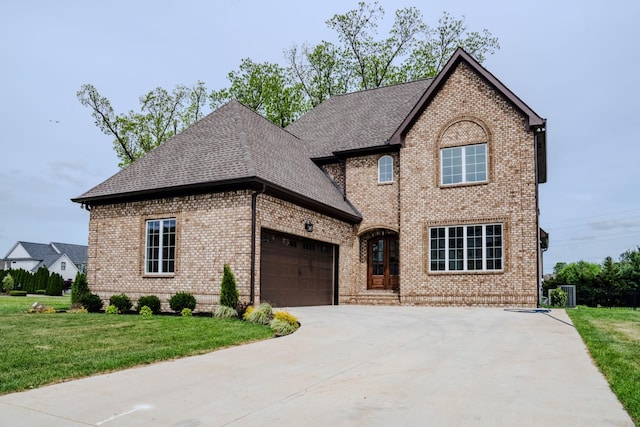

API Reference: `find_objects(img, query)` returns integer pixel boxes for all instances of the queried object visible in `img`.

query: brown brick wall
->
[87,191,253,312]
[398,62,539,307]
[85,62,541,309]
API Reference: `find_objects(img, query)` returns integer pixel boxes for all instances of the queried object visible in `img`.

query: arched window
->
[378,155,393,183]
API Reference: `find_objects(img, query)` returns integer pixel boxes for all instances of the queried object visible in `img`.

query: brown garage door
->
[260,229,335,307]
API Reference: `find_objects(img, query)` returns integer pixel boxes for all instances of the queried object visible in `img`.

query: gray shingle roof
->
[51,242,88,265]
[286,79,433,158]
[18,242,58,260]
[74,101,360,220]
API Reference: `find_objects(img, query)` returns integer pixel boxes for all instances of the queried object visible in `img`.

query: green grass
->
[0,295,273,395]
[567,307,640,426]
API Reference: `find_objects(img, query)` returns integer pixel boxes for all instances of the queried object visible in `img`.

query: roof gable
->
[390,48,546,146]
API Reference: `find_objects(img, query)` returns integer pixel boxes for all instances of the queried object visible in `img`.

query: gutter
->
[250,184,266,304]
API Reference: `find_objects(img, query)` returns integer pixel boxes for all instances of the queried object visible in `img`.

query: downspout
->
[533,128,542,307]
[250,184,266,305]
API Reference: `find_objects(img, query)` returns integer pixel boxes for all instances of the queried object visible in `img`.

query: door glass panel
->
[372,239,384,275]
[389,238,399,275]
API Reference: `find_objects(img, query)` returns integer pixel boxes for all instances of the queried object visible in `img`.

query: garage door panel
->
[260,229,334,307]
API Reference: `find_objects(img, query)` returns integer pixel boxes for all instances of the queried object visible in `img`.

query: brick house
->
[73,49,547,310]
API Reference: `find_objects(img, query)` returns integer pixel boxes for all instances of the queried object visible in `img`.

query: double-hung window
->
[429,224,503,272]
[378,155,393,183]
[145,218,176,274]
[441,143,487,185]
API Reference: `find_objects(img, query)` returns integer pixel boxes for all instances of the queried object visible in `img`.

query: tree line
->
[0,267,67,296]
[77,2,499,167]
[544,246,640,307]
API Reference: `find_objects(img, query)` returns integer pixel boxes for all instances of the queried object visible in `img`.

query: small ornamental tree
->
[2,273,14,294]
[71,273,90,304]
[219,264,239,309]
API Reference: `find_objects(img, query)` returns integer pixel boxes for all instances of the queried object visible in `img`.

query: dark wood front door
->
[368,235,399,291]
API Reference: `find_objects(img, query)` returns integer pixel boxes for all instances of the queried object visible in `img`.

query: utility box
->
[559,285,576,308]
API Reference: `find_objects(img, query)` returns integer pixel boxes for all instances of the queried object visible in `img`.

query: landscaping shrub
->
[2,273,14,294]
[220,264,239,309]
[46,272,65,296]
[136,295,161,314]
[181,308,193,317]
[138,306,153,316]
[81,293,103,313]
[169,292,196,313]
[28,303,56,314]
[10,290,27,297]
[270,310,300,336]
[243,305,254,320]
[35,289,46,295]
[246,303,273,325]
[105,305,119,314]
[550,287,568,307]
[34,266,50,294]
[236,301,250,319]
[109,293,133,312]
[71,273,90,304]
[214,305,238,319]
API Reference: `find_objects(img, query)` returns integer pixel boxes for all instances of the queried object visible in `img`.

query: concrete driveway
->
[0,306,634,426]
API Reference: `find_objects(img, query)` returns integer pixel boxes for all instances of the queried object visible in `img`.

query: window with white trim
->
[145,218,176,274]
[60,261,66,271]
[441,143,487,185]
[429,224,502,272]
[378,155,393,183]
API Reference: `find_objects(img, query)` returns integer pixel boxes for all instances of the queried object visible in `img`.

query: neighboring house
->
[3,241,88,281]
[73,49,548,310]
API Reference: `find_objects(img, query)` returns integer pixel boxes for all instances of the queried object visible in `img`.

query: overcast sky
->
[1,0,639,273]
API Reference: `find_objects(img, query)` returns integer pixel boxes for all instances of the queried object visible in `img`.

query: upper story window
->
[60,261,66,271]
[441,143,487,185]
[378,155,393,183]
[145,218,176,274]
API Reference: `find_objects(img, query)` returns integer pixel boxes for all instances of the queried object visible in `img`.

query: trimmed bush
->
[71,273,90,304]
[9,290,27,297]
[136,295,161,314]
[139,306,153,316]
[214,305,238,319]
[35,289,46,295]
[81,293,103,313]
[169,292,196,313]
[246,303,273,326]
[181,308,193,317]
[220,264,239,309]
[105,305,119,314]
[109,293,132,313]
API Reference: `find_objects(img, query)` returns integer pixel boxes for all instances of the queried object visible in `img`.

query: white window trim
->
[429,223,503,272]
[440,143,488,186]
[378,155,394,183]
[145,218,176,275]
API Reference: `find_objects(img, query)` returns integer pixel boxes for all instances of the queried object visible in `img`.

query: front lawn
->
[0,295,273,395]
[567,307,640,425]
